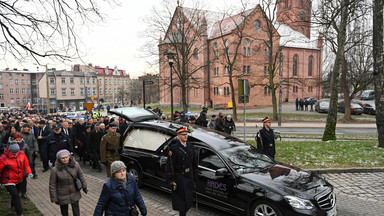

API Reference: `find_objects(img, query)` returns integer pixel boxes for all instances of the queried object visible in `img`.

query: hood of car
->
[109,107,159,122]
[241,163,330,197]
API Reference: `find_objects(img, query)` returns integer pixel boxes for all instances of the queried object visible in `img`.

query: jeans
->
[5,185,23,215]
[60,200,80,216]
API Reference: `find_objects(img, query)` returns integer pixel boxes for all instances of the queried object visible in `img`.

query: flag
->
[27,102,32,111]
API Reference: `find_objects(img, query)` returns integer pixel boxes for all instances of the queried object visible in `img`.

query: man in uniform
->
[165,127,198,216]
[99,123,121,177]
[256,116,276,159]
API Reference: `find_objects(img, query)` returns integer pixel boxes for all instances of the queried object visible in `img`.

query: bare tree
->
[373,0,383,147]
[142,0,208,112]
[0,0,114,65]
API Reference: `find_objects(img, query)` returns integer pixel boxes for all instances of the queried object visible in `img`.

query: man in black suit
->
[36,119,52,171]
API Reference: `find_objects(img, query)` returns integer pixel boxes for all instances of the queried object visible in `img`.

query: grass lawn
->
[0,187,43,215]
[248,140,384,169]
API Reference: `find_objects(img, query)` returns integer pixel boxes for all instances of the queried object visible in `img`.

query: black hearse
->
[110,107,337,216]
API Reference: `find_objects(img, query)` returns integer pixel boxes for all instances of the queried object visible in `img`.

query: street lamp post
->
[165,51,175,120]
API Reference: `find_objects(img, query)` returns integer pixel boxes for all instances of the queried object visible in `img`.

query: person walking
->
[256,117,276,159]
[0,143,33,216]
[90,123,103,171]
[208,115,216,129]
[295,98,299,111]
[214,112,225,132]
[94,160,147,216]
[20,124,39,178]
[223,115,236,135]
[35,120,52,172]
[100,123,121,177]
[46,124,72,167]
[49,149,87,216]
[165,127,198,216]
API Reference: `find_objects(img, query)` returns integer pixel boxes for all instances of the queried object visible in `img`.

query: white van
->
[361,90,374,100]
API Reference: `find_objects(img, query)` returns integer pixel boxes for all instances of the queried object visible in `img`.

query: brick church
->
[159,0,322,109]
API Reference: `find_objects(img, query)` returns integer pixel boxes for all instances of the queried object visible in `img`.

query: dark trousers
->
[60,200,80,216]
[179,211,187,216]
[5,185,23,215]
[38,143,49,170]
[17,176,27,194]
[31,153,37,175]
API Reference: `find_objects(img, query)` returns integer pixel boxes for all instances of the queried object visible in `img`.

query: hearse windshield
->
[220,145,275,173]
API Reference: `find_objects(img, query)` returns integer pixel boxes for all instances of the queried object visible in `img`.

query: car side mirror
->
[215,168,229,176]
[159,156,168,166]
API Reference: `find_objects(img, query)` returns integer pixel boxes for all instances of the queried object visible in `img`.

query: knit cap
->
[56,149,70,159]
[9,143,20,153]
[110,161,127,175]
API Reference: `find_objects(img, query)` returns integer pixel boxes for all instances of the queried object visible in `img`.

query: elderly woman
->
[94,160,147,216]
[49,149,87,216]
[0,143,33,216]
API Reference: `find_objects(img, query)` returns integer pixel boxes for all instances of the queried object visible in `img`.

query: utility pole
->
[46,64,50,115]
[97,79,100,113]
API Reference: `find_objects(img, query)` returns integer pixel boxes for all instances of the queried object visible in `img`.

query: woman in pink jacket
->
[0,143,32,216]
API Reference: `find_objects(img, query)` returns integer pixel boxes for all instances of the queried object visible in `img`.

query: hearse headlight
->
[284,196,314,210]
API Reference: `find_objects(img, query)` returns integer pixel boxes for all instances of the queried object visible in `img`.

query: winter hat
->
[12,133,23,140]
[9,143,20,153]
[56,149,70,159]
[110,160,127,175]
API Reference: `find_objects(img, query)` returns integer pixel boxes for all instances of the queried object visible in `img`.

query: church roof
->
[276,22,320,50]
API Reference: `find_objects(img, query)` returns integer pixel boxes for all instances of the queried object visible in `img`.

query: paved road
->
[24,157,384,216]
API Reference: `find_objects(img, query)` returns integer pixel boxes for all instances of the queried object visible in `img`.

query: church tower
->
[276,0,312,38]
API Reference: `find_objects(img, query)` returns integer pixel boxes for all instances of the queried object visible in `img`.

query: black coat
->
[165,140,198,212]
[46,132,72,162]
[256,127,276,159]
[214,116,225,132]
[223,119,235,135]
[90,129,104,152]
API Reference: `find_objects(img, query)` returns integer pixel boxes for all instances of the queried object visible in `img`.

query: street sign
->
[238,79,250,103]
[144,80,154,85]
[91,96,95,102]
[84,103,94,113]
[51,100,56,105]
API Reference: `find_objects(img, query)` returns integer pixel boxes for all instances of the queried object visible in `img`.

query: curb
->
[308,167,384,174]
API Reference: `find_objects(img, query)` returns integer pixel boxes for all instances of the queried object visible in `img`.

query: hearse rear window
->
[124,128,171,151]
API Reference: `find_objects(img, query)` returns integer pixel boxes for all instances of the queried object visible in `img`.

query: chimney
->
[317,32,323,48]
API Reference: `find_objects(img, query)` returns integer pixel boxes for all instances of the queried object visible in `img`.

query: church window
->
[213,42,219,59]
[293,54,298,76]
[193,48,199,60]
[224,40,229,56]
[308,56,313,76]
[253,21,261,30]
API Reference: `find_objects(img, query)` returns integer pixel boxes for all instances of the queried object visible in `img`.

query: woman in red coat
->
[0,143,32,216]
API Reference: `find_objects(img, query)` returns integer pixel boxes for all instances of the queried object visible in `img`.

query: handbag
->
[64,167,83,191]
[119,189,139,216]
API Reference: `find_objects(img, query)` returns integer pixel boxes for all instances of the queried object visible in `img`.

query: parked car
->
[304,97,317,104]
[109,107,337,216]
[360,90,374,100]
[338,100,364,115]
[315,101,329,113]
[361,102,376,115]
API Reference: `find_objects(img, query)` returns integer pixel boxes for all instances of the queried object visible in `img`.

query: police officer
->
[165,127,198,216]
[256,116,276,159]
[99,123,121,177]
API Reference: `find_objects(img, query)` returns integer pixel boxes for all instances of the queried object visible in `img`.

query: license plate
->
[327,206,337,216]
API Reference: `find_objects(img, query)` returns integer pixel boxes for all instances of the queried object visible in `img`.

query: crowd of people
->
[0,110,146,216]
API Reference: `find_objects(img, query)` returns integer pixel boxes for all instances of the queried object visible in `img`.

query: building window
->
[308,86,313,92]
[243,65,246,74]
[247,66,250,74]
[93,87,96,95]
[23,98,27,103]
[9,79,13,84]
[224,40,229,56]
[15,79,19,85]
[114,79,116,84]
[16,89,20,94]
[70,88,75,96]
[264,66,268,75]
[32,79,36,85]
[224,66,229,75]
[105,79,108,85]
[224,87,230,96]
[308,56,313,76]
[22,79,25,85]
[100,88,103,95]
[10,89,14,94]
[70,78,75,84]
[80,88,84,96]
[243,39,250,56]
[87,88,90,95]
[87,78,90,84]
[253,20,261,30]
[0,94,3,99]
[109,79,112,84]
[285,0,289,8]
[213,87,219,96]
[293,86,298,93]
[93,78,96,85]
[50,88,55,95]
[62,88,67,96]
[193,48,199,60]
[80,78,84,84]
[0,74,2,79]
[214,67,219,76]
[293,54,298,76]
[213,42,219,59]
[10,98,14,104]
[109,88,112,94]
[0,84,2,89]
[61,77,66,84]
[264,86,271,95]
[16,98,20,104]
[22,88,26,94]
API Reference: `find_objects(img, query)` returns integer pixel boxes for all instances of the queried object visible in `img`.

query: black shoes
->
[42,168,50,172]
[22,193,28,199]
[33,174,38,179]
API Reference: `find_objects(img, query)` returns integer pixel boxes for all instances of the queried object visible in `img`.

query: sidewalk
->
[28,158,175,216]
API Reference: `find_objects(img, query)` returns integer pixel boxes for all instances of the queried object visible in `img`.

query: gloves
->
[168,181,177,191]
[28,174,34,179]
[83,188,88,194]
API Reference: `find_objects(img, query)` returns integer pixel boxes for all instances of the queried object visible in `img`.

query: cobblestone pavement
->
[26,157,384,216]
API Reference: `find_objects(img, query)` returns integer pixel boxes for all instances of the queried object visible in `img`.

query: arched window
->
[243,39,250,56]
[193,48,199,60]
[224,40,229,56]
[213,42,219,59]
[308,56,313,76]
[253,21,261,30]
[285,0,289,8]
[293,54,298,76]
